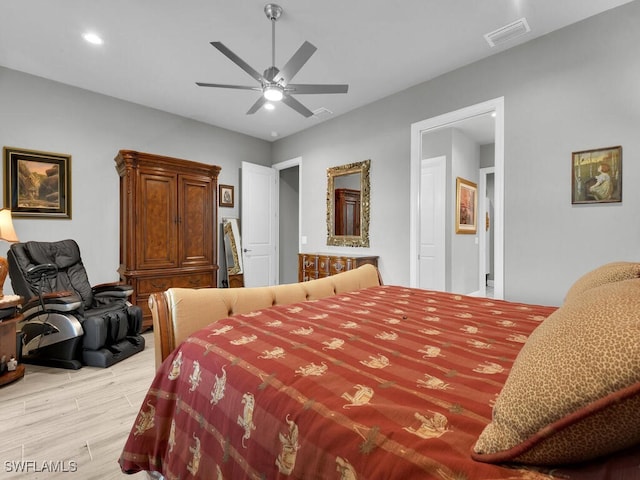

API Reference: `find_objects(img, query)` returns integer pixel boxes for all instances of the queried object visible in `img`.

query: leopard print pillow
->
[564,261,640,303]
[472,278,640,465]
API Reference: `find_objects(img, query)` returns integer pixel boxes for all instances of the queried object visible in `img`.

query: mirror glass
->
[326,159,370,247]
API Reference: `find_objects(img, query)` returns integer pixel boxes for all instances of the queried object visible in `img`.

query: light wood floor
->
[0,332,155,479]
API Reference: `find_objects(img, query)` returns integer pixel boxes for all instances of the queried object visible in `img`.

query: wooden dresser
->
[115,150,221,329]
[298,253,378,282]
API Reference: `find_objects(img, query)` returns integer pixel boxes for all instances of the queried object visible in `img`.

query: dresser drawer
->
[317,256,331,275]
[300,254,318,271]
[329,257,349,275]
[299,253,379,282]
[137,273,213,294]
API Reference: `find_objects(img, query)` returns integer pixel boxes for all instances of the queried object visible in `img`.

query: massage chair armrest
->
[92,282,134,299]
[22,291,84,318]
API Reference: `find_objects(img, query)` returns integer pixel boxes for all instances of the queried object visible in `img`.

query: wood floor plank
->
[0,332,155,479]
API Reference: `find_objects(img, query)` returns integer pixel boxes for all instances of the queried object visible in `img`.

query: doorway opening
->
[240,158,300,287]
[276,160,300,284]
[410,97,504,299]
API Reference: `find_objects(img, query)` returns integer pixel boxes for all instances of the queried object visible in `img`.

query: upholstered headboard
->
[149,264,382,368]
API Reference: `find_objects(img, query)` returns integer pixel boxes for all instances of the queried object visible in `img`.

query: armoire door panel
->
[138,173,178,269]
[179,175,213,266]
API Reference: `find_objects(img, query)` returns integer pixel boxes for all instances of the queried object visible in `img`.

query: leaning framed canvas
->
[3,146,72,219]
[571,146,622,204]
[219,184,234,207]
[456,177,477,234]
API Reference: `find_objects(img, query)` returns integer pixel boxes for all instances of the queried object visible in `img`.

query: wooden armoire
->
[115,150,221,329]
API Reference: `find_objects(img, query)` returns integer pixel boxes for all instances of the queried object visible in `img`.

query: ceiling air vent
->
[484,18,530,48]
[311,107,334,120]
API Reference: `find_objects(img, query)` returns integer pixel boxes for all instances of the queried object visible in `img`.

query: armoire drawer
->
[136,273,213,294]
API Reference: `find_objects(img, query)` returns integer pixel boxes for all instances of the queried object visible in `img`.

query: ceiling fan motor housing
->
[263,66,280,82]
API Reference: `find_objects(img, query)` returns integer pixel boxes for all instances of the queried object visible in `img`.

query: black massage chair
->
[8,239,145,369]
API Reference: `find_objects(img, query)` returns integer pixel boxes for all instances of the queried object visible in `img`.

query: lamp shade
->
[0,209,18,243]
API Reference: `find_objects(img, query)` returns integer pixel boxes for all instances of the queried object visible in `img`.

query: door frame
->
[478,166,494,296]
[410,97,504,299]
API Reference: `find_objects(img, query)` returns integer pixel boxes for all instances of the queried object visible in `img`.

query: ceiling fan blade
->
[246,96,268,115]
[285,84,349,95]
[210,41,264,83]
[282,95,314,118]
[196,82,261,91]
[274,41,317,84]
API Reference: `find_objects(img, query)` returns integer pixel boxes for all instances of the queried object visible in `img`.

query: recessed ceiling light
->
[83,32,104,45]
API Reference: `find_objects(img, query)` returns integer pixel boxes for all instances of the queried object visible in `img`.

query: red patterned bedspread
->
[120,285,607,479]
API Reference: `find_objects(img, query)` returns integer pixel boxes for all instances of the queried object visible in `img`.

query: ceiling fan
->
[196,3,348,118]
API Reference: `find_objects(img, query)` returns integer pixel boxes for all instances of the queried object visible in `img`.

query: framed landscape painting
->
[3,147,72,219]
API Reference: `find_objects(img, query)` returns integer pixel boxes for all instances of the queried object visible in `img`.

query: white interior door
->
[419,156,446,290]
[241,161,277,287]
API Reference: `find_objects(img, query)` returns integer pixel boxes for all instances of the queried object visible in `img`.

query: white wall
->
[0,67,271,290]
[272,2,640,305]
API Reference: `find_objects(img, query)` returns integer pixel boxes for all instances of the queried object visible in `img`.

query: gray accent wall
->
[1,3,638,305]
[0,66,271,289]
[279,166,299,284]
[272,2,640,305]
[450,129,480,295]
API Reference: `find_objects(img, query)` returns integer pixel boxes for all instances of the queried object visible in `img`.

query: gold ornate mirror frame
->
[326,159,370,247]
[222,218,243,274]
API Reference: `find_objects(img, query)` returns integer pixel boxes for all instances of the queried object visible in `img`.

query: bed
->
[119,264,640,479]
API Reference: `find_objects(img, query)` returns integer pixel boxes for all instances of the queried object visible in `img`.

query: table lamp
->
[0,209,19,298]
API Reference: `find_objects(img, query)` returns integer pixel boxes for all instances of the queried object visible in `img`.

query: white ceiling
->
[0,1,632,142]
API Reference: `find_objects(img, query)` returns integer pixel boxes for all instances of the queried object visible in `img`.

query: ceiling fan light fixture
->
[263,85,284,102]
[264,102,275,110]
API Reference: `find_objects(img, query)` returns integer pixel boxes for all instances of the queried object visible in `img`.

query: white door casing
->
[410,97,504,299]
[478,167,495,295]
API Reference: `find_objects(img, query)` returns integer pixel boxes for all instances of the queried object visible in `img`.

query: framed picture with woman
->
[571,146,622,204]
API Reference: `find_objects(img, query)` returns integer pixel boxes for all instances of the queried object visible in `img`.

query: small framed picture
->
[571,146,621,204]
[219,184,234,207]
[3,146,72,219]
[456,177,477,234]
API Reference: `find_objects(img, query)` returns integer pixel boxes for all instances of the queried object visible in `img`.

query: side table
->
[0,295,24,387]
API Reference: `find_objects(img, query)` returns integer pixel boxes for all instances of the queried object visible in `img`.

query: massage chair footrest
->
[82,334,146,368]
